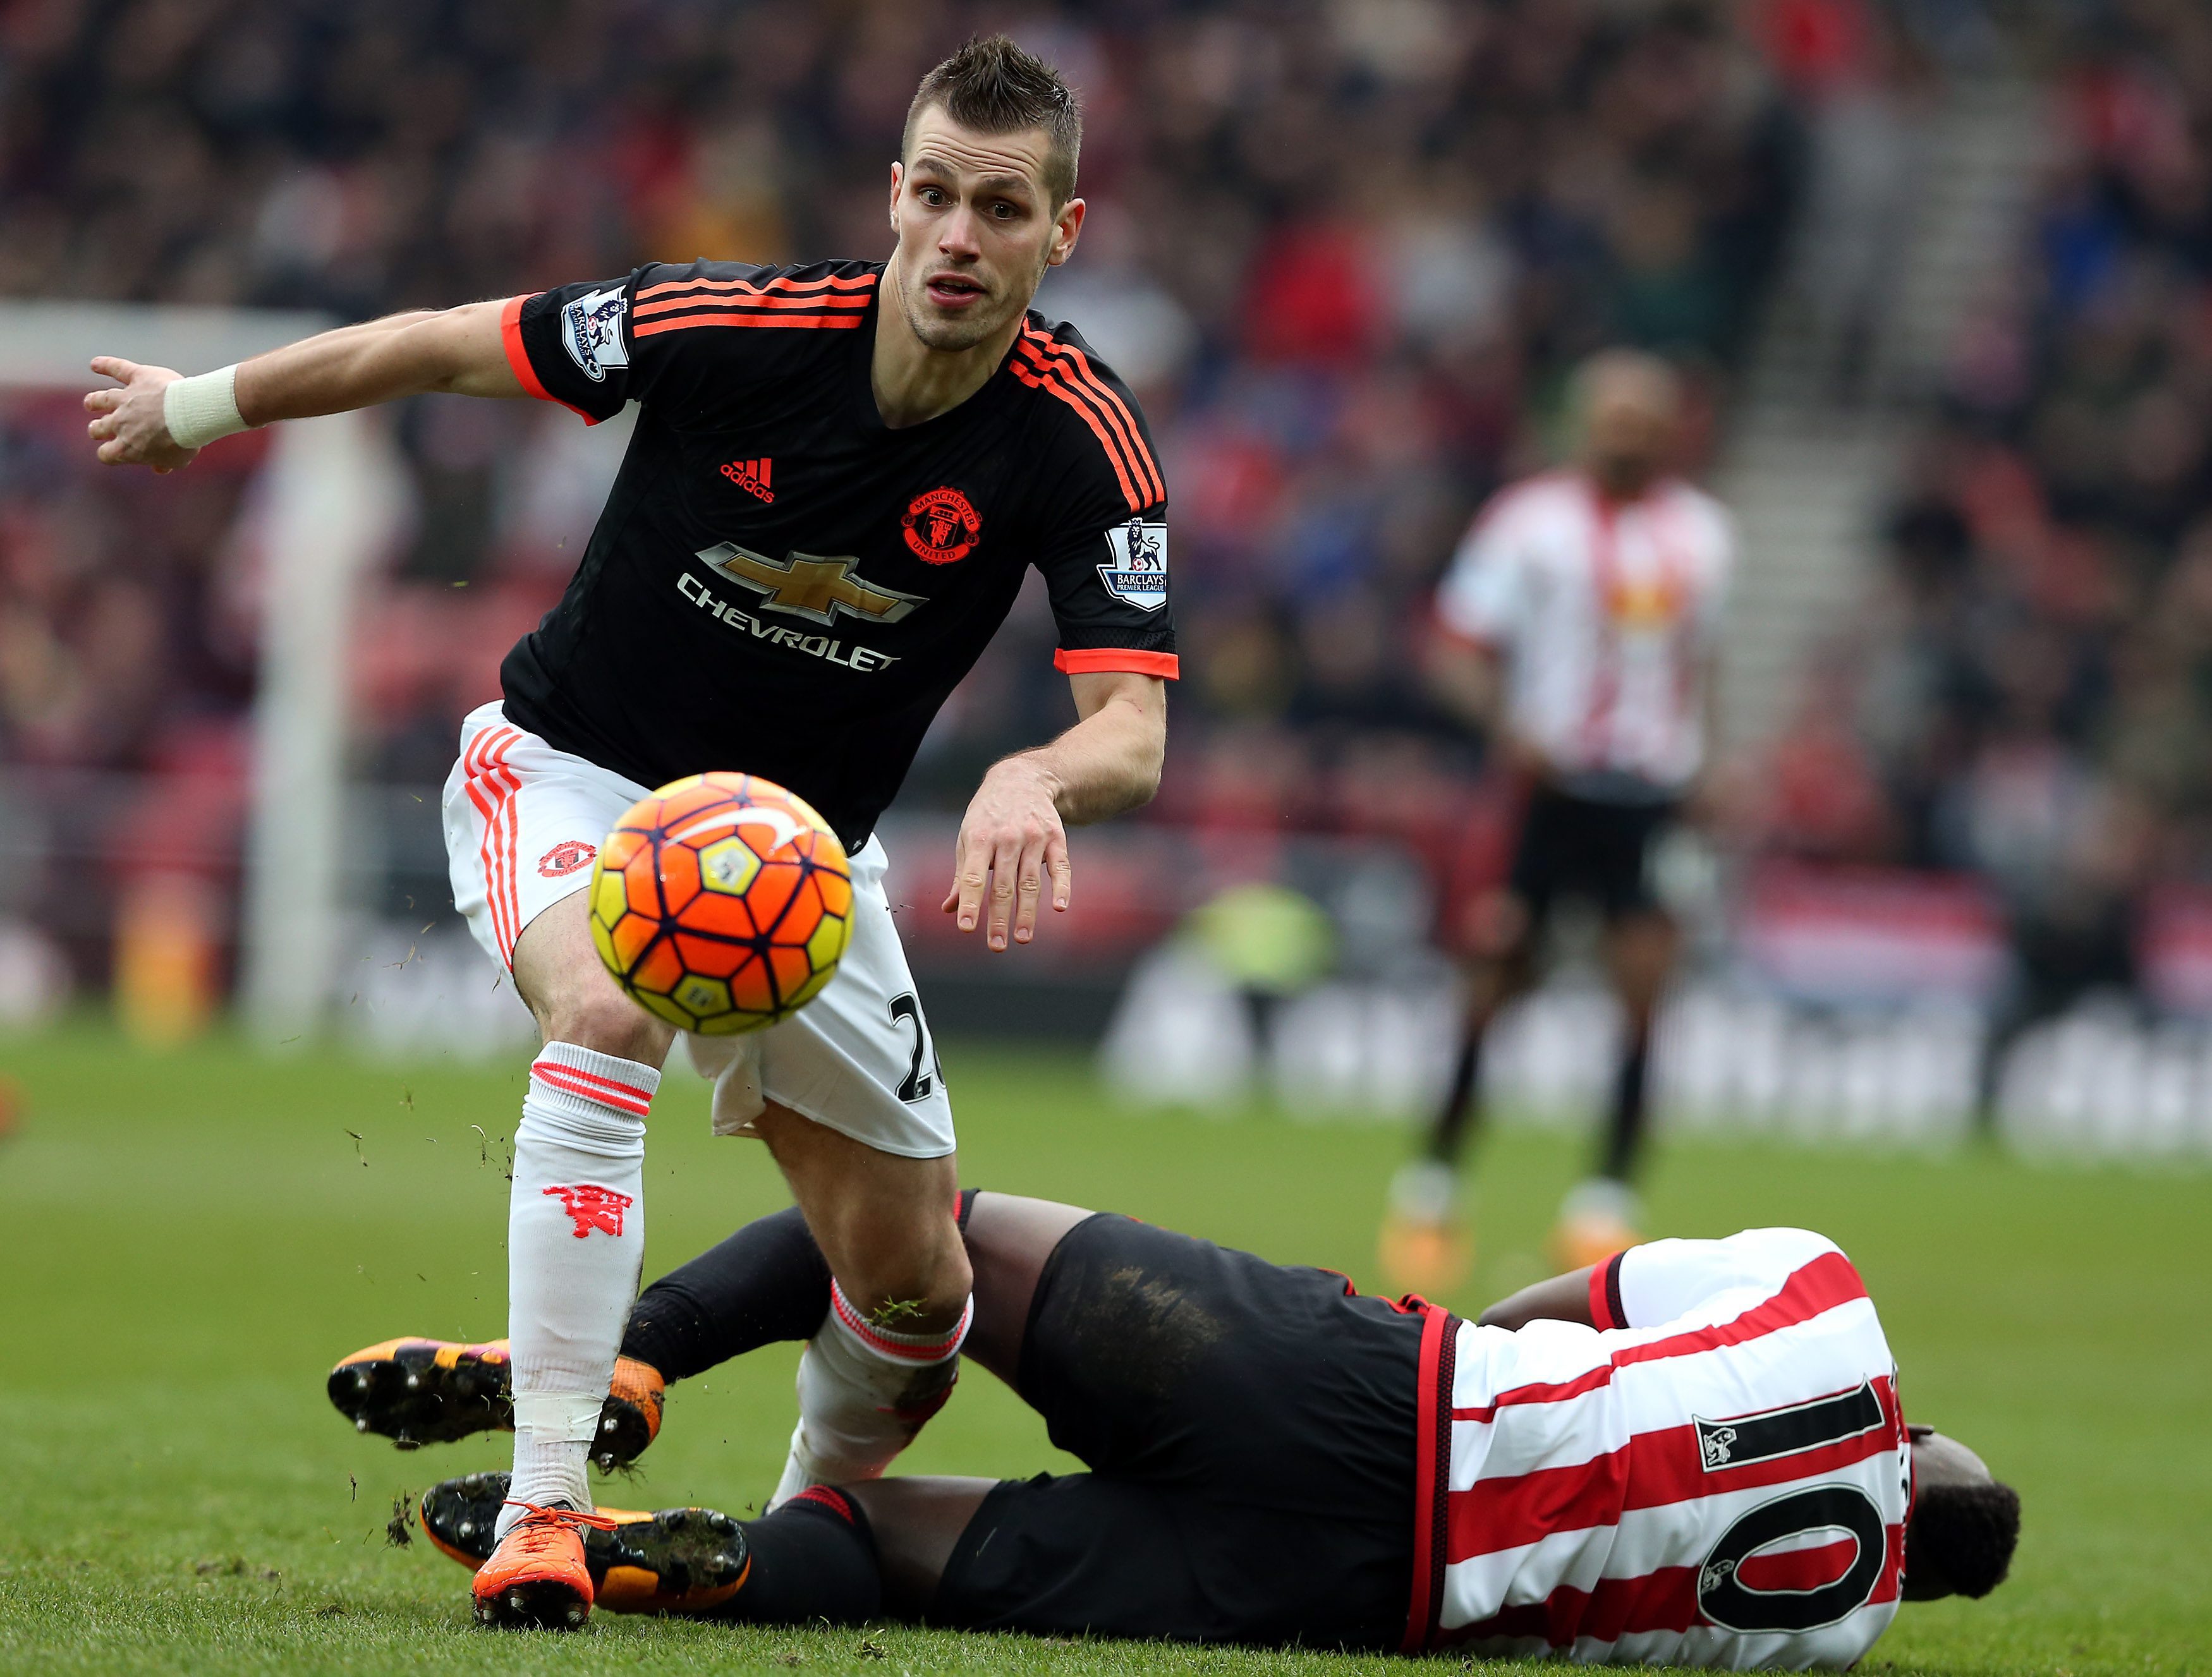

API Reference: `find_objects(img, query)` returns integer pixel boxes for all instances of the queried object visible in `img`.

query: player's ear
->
[1047,197,1086,268]
[888,161,904,237]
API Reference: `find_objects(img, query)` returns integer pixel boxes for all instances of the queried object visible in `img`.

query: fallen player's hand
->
[83,357,198,473]
[944,757,1071,951]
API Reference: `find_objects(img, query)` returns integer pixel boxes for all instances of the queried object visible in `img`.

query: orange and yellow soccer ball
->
[589,773,853,1035]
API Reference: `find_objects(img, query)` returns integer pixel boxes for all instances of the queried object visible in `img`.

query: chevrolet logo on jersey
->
[696,542,925,626]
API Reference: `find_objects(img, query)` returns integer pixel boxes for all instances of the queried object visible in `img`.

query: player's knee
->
[538,990,671,1068]
[841,1235,973,1335]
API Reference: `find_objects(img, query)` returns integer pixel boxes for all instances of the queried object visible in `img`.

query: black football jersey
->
[495,259,1176,848]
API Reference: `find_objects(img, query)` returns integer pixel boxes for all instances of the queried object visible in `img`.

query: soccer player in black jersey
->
[85,38,1174,1629]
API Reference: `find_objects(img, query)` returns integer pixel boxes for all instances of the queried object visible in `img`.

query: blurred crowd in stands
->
[1754,0,2212,1014]
[51,0,2185,1008]
[0,0,1803,811]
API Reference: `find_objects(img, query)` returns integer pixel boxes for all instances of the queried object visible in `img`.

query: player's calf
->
[752,1105,974,1508]
[773,1280,972,1509]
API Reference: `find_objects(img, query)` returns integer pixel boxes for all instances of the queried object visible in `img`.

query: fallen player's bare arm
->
[1476,1264,1597,1330]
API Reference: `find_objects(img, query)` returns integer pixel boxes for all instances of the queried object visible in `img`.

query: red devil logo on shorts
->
[538,839,597,878]
[544,1184,633,1238]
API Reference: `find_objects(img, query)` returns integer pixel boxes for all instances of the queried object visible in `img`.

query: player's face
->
[1580,368,1680,497]
[890,109,1085,354]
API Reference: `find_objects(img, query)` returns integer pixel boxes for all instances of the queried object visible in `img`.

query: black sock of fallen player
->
[1598,1030,1651,1182]
[623,1192,982,1381]
[1425,1022,1486,1165]
[710,1486,884,1625]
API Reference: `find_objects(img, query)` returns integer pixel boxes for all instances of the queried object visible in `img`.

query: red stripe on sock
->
[532,1062,653,1117]
[533,1058,656,1107]
[829,1283,971,1362]
[786,1484,854,1523]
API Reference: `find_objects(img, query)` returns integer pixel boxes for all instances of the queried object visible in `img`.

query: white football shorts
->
[442,701,954,1159]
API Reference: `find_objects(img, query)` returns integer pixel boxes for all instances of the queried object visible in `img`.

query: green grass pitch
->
[1,1023,2206,1675]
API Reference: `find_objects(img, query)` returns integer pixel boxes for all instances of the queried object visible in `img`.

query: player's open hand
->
[944,758,1073,951]
[83,357,197,473]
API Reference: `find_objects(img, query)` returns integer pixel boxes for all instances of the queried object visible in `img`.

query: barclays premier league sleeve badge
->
[1098,518,1169,612]
[561,285,631,382]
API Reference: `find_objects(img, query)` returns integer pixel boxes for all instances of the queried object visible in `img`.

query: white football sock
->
[497,1042,657,1539]
[768,1281,971,1510]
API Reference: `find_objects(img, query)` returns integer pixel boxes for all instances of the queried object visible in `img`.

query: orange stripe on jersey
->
[1021,327,1165,504]
[635,272,878,303]
[1013,339,1151,506]
[499,294,598,425]
[1008,356,1143,511]
[1054,648,1179,679]
[632,311,866,337]
[633,289,874,320]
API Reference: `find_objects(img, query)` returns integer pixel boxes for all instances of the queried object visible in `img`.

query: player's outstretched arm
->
[83,299,520,473]
[944,670,1166,952]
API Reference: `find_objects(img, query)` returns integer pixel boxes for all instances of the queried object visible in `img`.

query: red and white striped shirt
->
[1434,471,1732,796]
[1404,1229,1911,1668]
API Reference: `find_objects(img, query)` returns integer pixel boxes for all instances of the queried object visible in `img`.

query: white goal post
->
[0,301,392,1043]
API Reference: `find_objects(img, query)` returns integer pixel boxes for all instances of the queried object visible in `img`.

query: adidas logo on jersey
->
[720,457,774,503]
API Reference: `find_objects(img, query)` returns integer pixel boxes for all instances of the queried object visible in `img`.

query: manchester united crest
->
[538,839,598,878]
[902,486,980,565]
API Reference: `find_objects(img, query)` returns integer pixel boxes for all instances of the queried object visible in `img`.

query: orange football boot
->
[327,1338,664,1469]
[1549,1178,1643,1273]
[470,1499,616,1629]
[428,1472,751,1617]
[1377,1159,1473,1297]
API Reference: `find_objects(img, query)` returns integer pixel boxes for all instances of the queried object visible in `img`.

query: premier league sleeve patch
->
[1097,519,1169,612]
[561,285,631,383]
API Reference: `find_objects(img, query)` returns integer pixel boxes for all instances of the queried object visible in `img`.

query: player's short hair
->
[1904,1479,2021,1599]
[903,35,1082,208]
[1571,346,1684,415]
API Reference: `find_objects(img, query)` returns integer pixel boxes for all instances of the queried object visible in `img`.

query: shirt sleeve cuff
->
[1054,647,1179,679]
[1589,1250,1629,1331]
[500,294,599,425]
[1431,607,1501,651]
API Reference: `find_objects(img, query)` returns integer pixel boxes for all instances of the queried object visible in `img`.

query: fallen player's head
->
[889,36,1087,351]
[1902,1426,2021,1601]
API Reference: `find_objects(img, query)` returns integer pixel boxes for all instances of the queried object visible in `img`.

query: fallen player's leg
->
[417,1198,1423,1646]
[325,1337,664,1468]
[422,1467,895,1625]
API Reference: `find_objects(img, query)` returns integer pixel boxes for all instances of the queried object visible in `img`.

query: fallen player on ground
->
[332,1196,2019,1665]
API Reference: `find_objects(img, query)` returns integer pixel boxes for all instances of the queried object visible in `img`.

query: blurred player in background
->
[1382,351,1732,1293]
[85,38,1176,1630]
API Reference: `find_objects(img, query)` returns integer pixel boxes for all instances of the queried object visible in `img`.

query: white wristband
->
[162,365,253,451]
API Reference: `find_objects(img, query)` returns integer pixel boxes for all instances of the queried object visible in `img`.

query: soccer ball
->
[588,773,853,1035]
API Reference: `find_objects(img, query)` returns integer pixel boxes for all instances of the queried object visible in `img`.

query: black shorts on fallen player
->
[1507,783,1680,922]
[931,1214,1427,1649]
